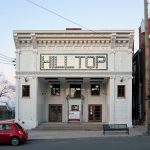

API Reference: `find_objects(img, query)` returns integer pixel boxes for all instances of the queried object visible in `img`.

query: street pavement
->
[28,125,147,140]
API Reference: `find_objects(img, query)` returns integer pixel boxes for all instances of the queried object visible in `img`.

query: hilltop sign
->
[40,54,108,70]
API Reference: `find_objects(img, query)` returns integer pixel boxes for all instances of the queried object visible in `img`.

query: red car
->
[0,121,28,146]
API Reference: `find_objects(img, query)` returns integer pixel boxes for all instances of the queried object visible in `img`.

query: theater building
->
[13,29,134,129]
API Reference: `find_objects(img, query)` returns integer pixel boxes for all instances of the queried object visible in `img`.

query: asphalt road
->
[1,136,150,150]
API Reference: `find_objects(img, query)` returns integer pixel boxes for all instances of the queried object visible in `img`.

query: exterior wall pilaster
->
[127,77,133,127]
[31,77,38,127]
[15,50,21,72]
[109,76,115,124]
[15,76,20,122]
[110,50,116,72]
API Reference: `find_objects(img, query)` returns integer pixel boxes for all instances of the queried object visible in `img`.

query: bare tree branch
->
[0,73,15,99]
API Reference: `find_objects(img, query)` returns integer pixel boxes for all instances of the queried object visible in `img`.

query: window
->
[91,84,100,96]
[0,124,12,130]
[70,84,81,98]
[71,105,79,111]
[51,84,60,96]
[22,85,30,97]
[15,123,23,129]
[117,85,125,97]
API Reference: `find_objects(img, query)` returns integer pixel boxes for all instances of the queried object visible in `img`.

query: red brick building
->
[133,19,150,124]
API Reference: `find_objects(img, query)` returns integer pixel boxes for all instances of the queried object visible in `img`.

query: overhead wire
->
[0,53,14,60]
[0,58,14,63]
[0,53,16,66]
[25,0,98,34]
[0,56,14,61]
[0,62,15,66]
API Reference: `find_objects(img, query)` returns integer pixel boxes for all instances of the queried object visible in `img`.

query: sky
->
[0,0,145,85]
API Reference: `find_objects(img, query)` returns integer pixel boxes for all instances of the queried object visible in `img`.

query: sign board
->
[68,111,80,121]
[40,54,108,70]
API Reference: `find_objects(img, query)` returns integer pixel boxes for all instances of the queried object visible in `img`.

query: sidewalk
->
[28,125,147,140]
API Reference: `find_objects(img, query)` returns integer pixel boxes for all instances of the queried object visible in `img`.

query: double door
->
[48,103,102,123]
[89,105,102,122]
[49,105,62,122]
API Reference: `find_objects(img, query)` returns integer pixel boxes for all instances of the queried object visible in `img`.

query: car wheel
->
[10,137,20,146]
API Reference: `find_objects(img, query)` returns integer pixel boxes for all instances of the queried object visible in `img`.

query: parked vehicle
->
[0,121,28,146]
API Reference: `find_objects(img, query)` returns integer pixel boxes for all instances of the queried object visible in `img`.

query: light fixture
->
[120,76,123,82]
[24,77,28,82]
[101,90,107,95]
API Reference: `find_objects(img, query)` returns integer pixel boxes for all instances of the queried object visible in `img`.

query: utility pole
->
[144,0,150,125]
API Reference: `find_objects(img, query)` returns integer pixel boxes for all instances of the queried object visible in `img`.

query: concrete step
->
[34,123,103,131]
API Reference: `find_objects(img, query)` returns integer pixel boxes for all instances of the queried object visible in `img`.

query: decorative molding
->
[15,76,21,79]
[14,36,20,49]
[15,50,21,54]
[128,34,134,49]
[16,71,132,77]
[31,33,37,49]
[13,31,134,50]
[128,50,133,54]
[110,50,116,54]
[33,50,38,54]
[127,76,133,80]
[110,76,116,79]
[111,33,116,49]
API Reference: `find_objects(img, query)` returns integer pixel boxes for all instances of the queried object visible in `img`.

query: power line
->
[0,58,15,63]
[0,53,15,60]
[0,55,15,61]
[25,0,97,33]
[0,53,16,66]
[0,62,15,66]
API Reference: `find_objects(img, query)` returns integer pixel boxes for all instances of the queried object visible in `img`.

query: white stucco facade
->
[13,30,134,129]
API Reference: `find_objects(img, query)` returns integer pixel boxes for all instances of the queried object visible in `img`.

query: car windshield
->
[15,123,23,129]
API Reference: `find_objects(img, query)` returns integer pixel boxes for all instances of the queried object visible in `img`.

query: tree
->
[0,73,15,99]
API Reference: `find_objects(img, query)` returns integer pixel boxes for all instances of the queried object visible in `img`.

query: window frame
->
[70,84,81,98]
[51,84,60,96]
[117,85,126,98]
[22,85,30,97]
[91,84,100,96]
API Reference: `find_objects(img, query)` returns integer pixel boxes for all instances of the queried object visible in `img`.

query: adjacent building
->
[13,29,134,129]
[132,19,150,124]
[132,49,145,124]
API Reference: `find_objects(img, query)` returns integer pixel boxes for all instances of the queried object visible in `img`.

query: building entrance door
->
[88,105,102,122]
[49,104,62,122]
[68,84,82,122]
[68,100,82,122]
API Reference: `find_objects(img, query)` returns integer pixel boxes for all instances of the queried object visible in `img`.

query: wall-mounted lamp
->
[120,76,124,82]
[24,77,28,82]
[101,90,107,95]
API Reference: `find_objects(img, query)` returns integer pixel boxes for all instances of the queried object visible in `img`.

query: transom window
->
[91,84,100,96]
[51,84,60,96]
[117,85,125,97]
[22,85,30,97]
[70,84,81,98]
